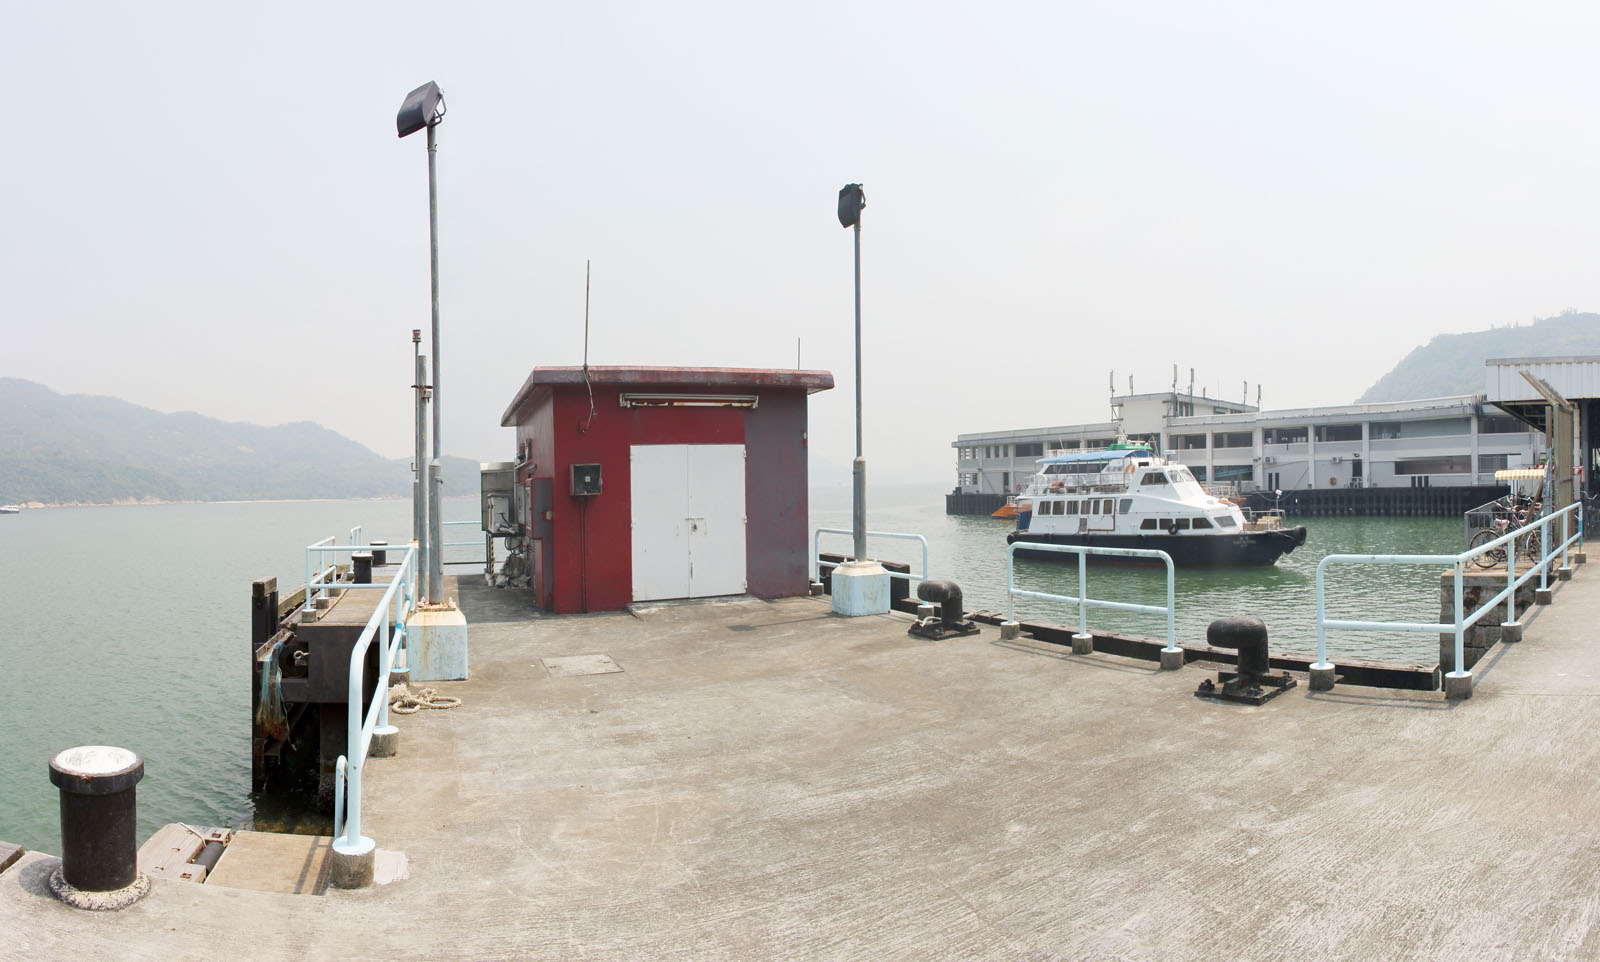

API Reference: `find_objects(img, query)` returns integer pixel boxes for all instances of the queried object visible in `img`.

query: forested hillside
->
[1357,312,1600,402]
[0,378,482,504]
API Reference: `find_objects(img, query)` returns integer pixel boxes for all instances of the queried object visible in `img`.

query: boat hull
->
[1006,527,1307,566]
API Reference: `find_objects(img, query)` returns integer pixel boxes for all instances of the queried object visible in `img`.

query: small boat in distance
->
[0,505,21,514]
[1007,442,1307,566]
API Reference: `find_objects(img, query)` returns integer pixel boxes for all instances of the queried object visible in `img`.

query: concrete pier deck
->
[6,568,1600,961]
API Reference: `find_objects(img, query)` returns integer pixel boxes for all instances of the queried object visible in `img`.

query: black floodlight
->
[396,81,445,138]
[838,183,865,228]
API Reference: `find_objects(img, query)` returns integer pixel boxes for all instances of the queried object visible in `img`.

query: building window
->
[1478,416,1527,434]
[1395,456,1470,474]
[1173,434,1207,450]
[1372,418,1470,440]
[1213,432,1252,448]
[1314,424,1362,442]
[1015,442,1043,458]
[1263,427,1308,444]
[1479,453,1510,472]
[1213,464,1254,482]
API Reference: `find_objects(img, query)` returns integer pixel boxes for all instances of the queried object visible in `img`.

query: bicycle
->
[1468,495,1541,569]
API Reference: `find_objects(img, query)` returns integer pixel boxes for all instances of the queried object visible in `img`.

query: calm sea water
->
[0,486,1459,854]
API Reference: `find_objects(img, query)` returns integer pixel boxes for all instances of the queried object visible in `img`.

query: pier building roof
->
[502,366,834,427]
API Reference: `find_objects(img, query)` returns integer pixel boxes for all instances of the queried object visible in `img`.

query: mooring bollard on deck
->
[48,746,151,909]
[352,550,374,584]
[370,540,388,567]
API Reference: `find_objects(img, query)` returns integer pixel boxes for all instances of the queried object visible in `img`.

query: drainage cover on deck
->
[540,654,623,677]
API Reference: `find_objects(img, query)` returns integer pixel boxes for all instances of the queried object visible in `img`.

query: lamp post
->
[838,183,867,562]
[397,81,446,604]
[830,183,889,617]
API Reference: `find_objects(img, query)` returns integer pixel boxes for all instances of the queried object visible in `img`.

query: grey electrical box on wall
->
[570,463,602,496]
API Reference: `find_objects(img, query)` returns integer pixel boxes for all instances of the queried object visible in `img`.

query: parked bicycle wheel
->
[1469,528,1504,569]
[1524,527,1542,561]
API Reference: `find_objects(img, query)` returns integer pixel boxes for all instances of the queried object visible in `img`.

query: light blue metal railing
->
[1316,502,1581,691]
[442,519,481,550]
[303,527,367,611]
[331,542,419,863]
[1005,542,1178,654]
[812,528,930,583]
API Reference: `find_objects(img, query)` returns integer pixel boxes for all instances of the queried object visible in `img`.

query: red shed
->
[500,366,835,613]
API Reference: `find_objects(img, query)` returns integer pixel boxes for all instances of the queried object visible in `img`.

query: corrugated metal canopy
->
[1494,468,1546,481]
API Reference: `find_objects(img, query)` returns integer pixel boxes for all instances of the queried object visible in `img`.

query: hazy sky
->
[8,2,1600,484]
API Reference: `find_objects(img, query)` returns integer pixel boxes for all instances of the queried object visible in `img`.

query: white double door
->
[630,444,747,602]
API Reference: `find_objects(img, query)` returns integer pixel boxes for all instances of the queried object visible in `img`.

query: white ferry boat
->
[0,505,20,515]
[1006,443,1307,566]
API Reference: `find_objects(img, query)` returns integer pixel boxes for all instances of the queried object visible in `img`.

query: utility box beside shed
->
[500,366,834,614]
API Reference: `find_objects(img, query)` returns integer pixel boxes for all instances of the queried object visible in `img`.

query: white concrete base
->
[1576,551,1587,564]
[371,725,399,758]
[830,562,890,616]
[329,837,375,889]
[1443,670,1473,700]
[1159,648,1183,671]
[1500,621,1523,643]
[408,605,469,682]
[1000,621,1021,640]
[1310,664,1336,692]
[1536,588,1554,605]
[1070,633,1093,655]
[1558,566,1573,581]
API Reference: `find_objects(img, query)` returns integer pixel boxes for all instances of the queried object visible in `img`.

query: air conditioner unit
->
[1330,455,1342,464]
[1262,456,1276,464]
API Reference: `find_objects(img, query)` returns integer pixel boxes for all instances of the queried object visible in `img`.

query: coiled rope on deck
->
[388,682,461,714]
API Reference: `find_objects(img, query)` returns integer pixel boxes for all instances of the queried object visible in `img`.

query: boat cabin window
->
[1119,499,1132,514]
[1191,517,1214,530]
[1050,501,1063,515]
[1090,500,1101,515]
[1140,518,1159,530]
[1173,518,1190,530]
[1139,472,1168,486]
[1102,499,1113,514]
[1215,515,1237,528]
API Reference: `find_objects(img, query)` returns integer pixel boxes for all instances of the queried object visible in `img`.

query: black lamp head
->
[397,81,446,138]
[837,183,865,228]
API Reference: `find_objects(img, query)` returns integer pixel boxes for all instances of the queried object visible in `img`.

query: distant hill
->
[0,378,483,505]
[1358,312,1600,403]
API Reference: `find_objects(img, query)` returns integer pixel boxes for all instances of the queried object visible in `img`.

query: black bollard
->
[909,580,982,640]
[370,541,388,567]
[1196,615,1297,706]
[48,746,150,907]
[352,551,374,584]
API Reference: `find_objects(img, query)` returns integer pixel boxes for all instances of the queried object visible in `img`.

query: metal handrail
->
[812,528,930,583]
[304,540,408,611]
[1005,542,1178,654]
[1316,502,1581,688]
[332,543,419,862]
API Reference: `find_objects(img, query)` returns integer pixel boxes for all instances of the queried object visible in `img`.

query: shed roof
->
[502,366,834,426]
